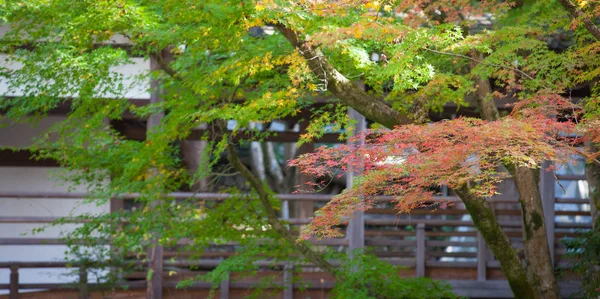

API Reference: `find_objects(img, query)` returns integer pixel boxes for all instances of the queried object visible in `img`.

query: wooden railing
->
[0,172,592,298]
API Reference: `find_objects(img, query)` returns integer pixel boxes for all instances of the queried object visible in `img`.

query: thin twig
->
[571,147,600,167]
[553,172,567,194]
[211,171,241,177]
[423,47,545,85]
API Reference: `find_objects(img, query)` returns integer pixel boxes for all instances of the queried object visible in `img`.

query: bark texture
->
[472,53,560,299]
[558,0,600,41]
[510,166,560,299]
[470,53,500,122]
[154,55,338,278]
[471,62,559,298]
[277,28,545,298]
[454,187,536,298]
[225,140,336,274]
[277,26,412,129]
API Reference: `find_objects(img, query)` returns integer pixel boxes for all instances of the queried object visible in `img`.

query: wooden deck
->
[0,280,583,299]
[0,170,590,298]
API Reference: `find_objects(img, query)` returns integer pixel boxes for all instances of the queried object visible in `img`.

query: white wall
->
[0,23,137,291]
[0,167,109,290]
[0,25,133,45]
[0,118,110,291]
[0,54,151,99]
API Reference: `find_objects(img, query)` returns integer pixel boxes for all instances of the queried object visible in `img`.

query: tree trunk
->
[471,53,559,298]
[277,25,411,129]
[454,186,536,298]
[225,140,337,274]
[585,142,600,230]
[558,0,600,41]
[509,166,560,299]
[277,28,545,298]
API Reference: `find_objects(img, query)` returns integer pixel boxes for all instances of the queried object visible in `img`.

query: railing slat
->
[416,223,425,277]
[9,265,18,299]
[0,191,462,202]
[477,232,487,281]
[79,265,88,299]
[219,272,230,299]
[283,264,293,299]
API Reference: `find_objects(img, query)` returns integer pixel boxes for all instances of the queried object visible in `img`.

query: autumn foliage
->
[291,95,583,239]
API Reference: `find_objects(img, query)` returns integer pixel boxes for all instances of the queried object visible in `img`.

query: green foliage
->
[328,250,455,299]
[562,231,600,298]
[300,103,355,145]
[1,0,600,297]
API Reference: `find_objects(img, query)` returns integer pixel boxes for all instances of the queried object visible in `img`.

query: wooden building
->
[0,26,592,299]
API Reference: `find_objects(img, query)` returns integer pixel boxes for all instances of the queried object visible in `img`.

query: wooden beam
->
[0,190,461,202]
[0,149,59,167]
[113,125,344,143]
[0,97,147,117]
[0,279,583,298]
[188,129,343,143]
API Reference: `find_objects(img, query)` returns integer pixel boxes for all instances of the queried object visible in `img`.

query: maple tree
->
[1,0,600,298]
[292,96,581,239]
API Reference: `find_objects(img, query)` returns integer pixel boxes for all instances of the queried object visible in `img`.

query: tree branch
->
[424,47,539,83]
[152,54,337,274]
[150,50,178,78]
[558,0,600,41]
[224,137,336,274]
[453,186,536,298]
[472,53,559,298]
[277,25,411,129]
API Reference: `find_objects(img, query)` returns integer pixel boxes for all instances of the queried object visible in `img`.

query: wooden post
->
[540,160,555,264]
[477,232,487,281]
[79,265,88,299]
[283,264,293,299]
[146,51,166,299]
[220,272,230,299]
[182,130,210,192]
[281,196,294,299]
[296,120,315,219]
[110,197,124,213]
[416,223,425,277]
[147,243,164,299]
[109,197,124,285]
[9,265,18,299]
[347,108,366,252]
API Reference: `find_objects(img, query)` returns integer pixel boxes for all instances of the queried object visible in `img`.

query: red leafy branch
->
[290,95,587,239]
